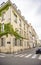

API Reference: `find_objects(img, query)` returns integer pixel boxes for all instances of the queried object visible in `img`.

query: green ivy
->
[0,3,11,16]
[0,23,1,32]
[0,32,8,37]
[0,23,23,39]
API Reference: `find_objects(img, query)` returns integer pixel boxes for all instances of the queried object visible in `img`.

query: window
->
[24,31,26,37]
[19,30,21,34]
[24,41,26,46]
[1,38,5,46]
[15,38,17,46]
[29,31,31,34]
[13,38,15,46]
[19,19,21,27]
[7,42,11,44]
[15,28,18,32]
[19,28,22,35]
[20,40,22,46]
[2,12,5,21]
[14,13,17,23]
[1,23,4,32]
[13,38,17,46]
[0,24,1,32]
[24,23,25,30]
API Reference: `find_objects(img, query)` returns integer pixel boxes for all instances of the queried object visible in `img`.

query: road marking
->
[19,54,27,57]
[14,55,19,57]
[38,55,41,60]
[19,55,24,57]
[14,54,21,57]
[14,52,18,55]
[32,54,37,59]
[14,54,27,57]
[0,55,5,57]
[25,54,32,58]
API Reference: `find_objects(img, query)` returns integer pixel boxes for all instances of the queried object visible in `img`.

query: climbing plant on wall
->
[0,2,11,16]
[0,23,23,39]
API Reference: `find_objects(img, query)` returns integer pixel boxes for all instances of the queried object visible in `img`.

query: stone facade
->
[0,0,38,53]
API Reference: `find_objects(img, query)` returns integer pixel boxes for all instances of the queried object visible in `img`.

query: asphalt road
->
[0,47,41,65]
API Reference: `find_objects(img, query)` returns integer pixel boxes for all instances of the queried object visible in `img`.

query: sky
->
[0,0,41,39]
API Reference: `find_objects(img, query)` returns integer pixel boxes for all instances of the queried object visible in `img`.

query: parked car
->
[36,48,41,54]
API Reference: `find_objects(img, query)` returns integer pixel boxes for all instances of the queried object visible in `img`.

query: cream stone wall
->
[0,1,38,53]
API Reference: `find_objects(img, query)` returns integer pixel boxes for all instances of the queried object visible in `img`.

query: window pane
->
[2,12,5,21]
[14,13,17,23]
[1,38,5,46]
[15,38,17,46]
[1,24,4,32]
[13,38,15,46]
[13,38,17,46]
[20,40,22,46]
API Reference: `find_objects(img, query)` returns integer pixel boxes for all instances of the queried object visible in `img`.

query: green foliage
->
[0,32,8,37]
[0,3,11,16]
[0,23,1,32]
[0,2,24,39]
[0,23,23,39]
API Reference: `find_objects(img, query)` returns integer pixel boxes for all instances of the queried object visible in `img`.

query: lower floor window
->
[15,38,17,46]
[1,38,5,46]
[13,38,17,46]
[13,38,23,46]
[20,40,22,46]
[7,42,11,44]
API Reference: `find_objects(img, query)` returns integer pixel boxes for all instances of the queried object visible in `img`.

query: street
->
[0,47,41,65]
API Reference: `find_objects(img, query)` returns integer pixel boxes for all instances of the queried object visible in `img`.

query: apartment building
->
[0,0,38,53]
[27,23,38,48]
